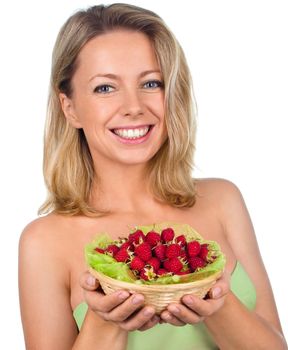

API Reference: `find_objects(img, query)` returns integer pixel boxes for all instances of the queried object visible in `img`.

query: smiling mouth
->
[110,125,153,140]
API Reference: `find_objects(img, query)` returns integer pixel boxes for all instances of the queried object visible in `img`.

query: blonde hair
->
[39,3,198,217]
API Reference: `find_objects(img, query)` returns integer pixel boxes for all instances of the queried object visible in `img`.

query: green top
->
[73,261,256,350]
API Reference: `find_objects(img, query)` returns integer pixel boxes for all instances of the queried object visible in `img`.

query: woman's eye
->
[143,80,164,89]
[94,85,114,93]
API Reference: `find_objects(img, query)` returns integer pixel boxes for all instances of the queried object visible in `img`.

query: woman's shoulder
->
[19,213,70,258]
[194,177,242,206]
[196,176,257,245]
[194,177,247,236]
[21,212,63,237]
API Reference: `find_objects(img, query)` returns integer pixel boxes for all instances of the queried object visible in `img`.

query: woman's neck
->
[89,162,154,213]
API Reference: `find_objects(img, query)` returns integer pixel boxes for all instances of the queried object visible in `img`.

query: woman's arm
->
[19,220,79,349]
[204,291,286,349]
[160,179,287,349]
[72,307,128,350]
[18,219,128,350]
[205,179,286,349]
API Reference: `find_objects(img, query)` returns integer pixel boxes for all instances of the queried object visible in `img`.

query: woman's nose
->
[120,88,144,118]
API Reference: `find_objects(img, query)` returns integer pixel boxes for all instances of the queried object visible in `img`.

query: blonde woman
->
[19,4,287,350]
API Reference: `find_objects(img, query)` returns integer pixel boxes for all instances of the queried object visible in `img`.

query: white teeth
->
[113,126,150,139]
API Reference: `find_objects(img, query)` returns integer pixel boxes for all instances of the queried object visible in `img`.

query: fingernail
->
[169,305,180,314]
[212,287,222,298]
[132,295,144,304]
[184,296,194,305]
[118,291,129,300]
[163,313,172,320]
[144,308,154,316]
[87,275,96,286]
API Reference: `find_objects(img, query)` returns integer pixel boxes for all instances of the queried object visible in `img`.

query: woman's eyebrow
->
[88,70,161,82]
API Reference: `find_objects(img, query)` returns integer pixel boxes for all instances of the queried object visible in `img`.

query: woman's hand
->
[80,271,160,332]
[160,271,230,326]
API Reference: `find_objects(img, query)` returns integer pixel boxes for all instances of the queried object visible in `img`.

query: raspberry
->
[128,230,145,244]
[134,242,152,262]
[146,231,161,247]
[114,248,130,262]
[166,243,181,258]
[106,244,119,257]
[198,244,210,261]
[187,240,201,257]
[130,256,145,271]
[167,257,183,273]
[139,267,156,281]
[179,249,188,261]
[175,234,187,247]
[189,256,206,271]
[139,268,149,281]
[161,228,174,243]
[146,257,161,272]
[120,241,133,251]
[154,244,166,260]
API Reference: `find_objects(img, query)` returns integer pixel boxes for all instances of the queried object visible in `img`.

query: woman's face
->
[61,30,167,168]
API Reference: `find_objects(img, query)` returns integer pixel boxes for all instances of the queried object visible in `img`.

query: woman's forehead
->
[75,30,161,79]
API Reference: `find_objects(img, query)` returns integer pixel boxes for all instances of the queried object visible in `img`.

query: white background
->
[0,0,287,347]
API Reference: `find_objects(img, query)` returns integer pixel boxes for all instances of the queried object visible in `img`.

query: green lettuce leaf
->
[85,244,137,283]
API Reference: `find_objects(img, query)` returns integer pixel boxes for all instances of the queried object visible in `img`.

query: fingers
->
[182,295,214,316]
[80,271,159,331]
[208,270,231,299]
[80,271,100,290]
[84,288,131,314]
[138,314,160,331]
[162,275,230,326]
[105,294,147,322]
[160,309,186,326]
[161,304,204,326]
[119,306,157,331]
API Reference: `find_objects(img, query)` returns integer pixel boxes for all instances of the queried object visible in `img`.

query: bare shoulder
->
[195,177,241,200]
[20,213,68,255]
[20,212,65,236]
[195,178,245,227]
[195,177,257,254]
[19,213,71,289]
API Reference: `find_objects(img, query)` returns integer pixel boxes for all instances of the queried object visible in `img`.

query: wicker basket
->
[89,267,223,314]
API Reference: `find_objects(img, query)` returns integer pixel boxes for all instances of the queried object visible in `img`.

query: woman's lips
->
[110,125,154,144]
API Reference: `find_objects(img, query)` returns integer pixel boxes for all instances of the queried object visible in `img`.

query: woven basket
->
[89,267,223,314]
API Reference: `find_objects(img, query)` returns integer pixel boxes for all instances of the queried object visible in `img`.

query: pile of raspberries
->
[95,227,215,281]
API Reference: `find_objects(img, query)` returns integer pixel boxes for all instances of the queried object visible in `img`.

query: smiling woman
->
[39,4,197,217]
[18,3,287,350]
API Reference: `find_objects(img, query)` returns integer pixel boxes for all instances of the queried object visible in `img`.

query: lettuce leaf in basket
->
[85,240,137,283]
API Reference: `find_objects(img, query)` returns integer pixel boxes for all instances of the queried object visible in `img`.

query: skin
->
[19,30,287,349]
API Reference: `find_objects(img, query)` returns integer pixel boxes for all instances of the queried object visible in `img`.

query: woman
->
[19,3,287,349]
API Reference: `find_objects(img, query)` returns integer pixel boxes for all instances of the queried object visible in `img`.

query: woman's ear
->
[59,93,82,129]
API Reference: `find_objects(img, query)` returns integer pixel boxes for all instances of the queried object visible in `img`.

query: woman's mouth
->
[110,125,154,144]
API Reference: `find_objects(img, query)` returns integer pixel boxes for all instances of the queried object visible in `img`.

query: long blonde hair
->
[39,3,198,217]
